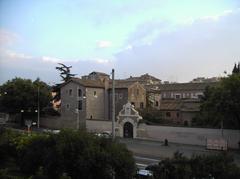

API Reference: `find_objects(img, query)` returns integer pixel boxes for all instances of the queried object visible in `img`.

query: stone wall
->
[86,120,240,149]
[86,87,105,120]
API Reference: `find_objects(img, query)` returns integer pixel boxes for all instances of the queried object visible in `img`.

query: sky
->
[0,0,240,84]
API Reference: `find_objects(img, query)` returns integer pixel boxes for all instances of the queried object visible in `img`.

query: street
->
[119,138,240,168]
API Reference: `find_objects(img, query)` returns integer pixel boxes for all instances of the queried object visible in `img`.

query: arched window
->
[78,89,82,97]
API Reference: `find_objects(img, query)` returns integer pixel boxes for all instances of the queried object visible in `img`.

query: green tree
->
[232,62,240,74]
[0,78,51,123]
[1,129,135,179]
[193,72,240,129]
[52,63,76,103]
[147,152,240,179]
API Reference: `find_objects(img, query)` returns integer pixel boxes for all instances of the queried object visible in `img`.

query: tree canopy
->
[0,77,51,114]
[193,65,240,129]
[147,151,240,179]
[52,63,76,102]
[0,128,136,179]
[56,63,76,82]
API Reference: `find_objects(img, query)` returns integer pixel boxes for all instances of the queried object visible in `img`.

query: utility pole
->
[221,119,224,137]
[112,69,115,140]
[37,86,40,128]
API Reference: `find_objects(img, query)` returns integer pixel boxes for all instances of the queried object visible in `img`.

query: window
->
[78,100,82,110]
[136,89,139,95]
[140,102,144,109]
[175,94,181,99]
[155,101,159,107]
[166,112,171,117]
[119,93,123,99]
[177,112,180,118]
[78,89,82,97]
[94,91,97,97]
[66,104,70,110]
[69,89,72,96]
[131,102,135,106]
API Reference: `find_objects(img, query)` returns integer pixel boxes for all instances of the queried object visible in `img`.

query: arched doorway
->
[123,122,133,138]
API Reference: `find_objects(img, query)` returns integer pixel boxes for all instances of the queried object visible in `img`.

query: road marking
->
[136,163,148,167]
[134,156,160,162]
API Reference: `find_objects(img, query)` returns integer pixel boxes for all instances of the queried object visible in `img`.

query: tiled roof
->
[160,100,200,111]
[61,78,105,88]
[126,73,161,82]
[160,100,182,110]
[89,71,109,76]
[109,80,136,89]
[146,82,218,91]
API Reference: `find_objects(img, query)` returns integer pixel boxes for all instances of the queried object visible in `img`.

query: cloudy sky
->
[0,0,240,84]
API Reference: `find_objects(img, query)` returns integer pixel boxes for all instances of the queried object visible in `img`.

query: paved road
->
[119,138,240,167]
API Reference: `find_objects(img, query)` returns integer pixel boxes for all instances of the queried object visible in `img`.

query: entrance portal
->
[123,122,133,138]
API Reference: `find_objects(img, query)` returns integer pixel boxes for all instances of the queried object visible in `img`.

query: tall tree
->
[232,62,240,74]
[55,63,76,82]
[52,63,76,102]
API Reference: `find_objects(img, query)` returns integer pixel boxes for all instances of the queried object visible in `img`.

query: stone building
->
[59,71,218,128]
[125,73,161,85]
[108,80,146,120]
[145,82,217,125]
[60,78,107,129]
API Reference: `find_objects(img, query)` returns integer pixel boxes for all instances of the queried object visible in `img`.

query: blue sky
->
[0,0,240,84]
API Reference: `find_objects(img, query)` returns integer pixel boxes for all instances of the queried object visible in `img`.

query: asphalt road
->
[119,138,240,168]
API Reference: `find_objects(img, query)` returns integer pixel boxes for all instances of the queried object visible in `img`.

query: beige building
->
[60,78,107,128]
[59,71,218,128]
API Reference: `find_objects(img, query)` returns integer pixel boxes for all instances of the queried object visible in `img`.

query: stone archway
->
[123,122,133,138]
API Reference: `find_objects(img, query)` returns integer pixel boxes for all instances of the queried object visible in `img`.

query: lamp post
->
[111,69,115,140]
[37,86,40,128]
[21,109,24,126]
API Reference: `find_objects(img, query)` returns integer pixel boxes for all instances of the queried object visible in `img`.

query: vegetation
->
[139,108,164,124]
[0,78,51,117]
[147,151,240,179]
[0,128,135,179]
[193,64,240,129]
[52,63,76,102]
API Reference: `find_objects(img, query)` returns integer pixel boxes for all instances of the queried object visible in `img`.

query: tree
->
[232,63,238,74]
[52,63,76,102]
[193,68,240,129]
[0,78,51,120]
[147,151,240,179]
[56,63,76,82]
[0,129,136,179]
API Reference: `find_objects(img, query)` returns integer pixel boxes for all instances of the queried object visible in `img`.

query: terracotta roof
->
[160,100,182,110]
[146,82,218,91]
[109,80,136,89]
[89,71,109,76]
[126,73,161,82]
[61,78,104,88]
[160,100,200,112]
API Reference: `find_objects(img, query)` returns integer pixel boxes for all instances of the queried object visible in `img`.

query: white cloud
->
[42,56,63,63]
[0,29,20,47]
[115,9,240,82]
[93,57,111,64]
[97,40,112,48]
[199,9,233,21]
[0,49,32,60]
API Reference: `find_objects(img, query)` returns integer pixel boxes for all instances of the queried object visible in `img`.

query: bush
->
[147,151,240,179]
[0,128,136,179]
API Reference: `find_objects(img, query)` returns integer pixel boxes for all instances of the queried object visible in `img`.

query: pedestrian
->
[164,139,168,146]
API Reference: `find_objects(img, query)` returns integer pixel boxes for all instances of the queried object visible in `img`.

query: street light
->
[37,86,40,128]
[111,69,115,140]
[21,110,24,126]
